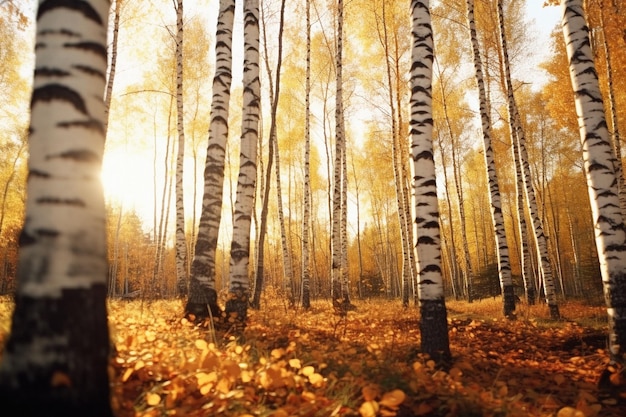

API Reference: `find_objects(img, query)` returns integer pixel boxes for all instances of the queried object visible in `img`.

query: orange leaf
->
[379,389,406,408]
[362,384,380,402]
[415,402,434,416]
[51,371,72,387]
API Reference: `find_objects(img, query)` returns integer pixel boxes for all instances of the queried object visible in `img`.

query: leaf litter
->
[100,297,626,417]
[1,295,625,416]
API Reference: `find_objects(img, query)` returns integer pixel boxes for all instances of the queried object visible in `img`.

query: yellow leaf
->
[146,392,161,406]
[379,389,406,408]
[240,369,252,383]
[308,372,324,386]
[289,358,302,369]
[122,367,133,382]
[556,407,585,417]
[196,371,218,387]
[301,365,315,376]
[195,339,208,350]
[358,400,379,417]
[134,360,145,371]
[271,348,285,360]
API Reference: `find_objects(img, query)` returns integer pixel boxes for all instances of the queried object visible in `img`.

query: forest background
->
[0,0,623,306]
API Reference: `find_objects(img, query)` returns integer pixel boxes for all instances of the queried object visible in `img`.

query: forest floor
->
[1,293,626,416]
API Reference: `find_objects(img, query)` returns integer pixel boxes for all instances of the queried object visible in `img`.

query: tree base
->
[420,299,451,363]
[0,286,112,417]
[0,392,113,417]
[549,304,560,319]
[184,287,222,323]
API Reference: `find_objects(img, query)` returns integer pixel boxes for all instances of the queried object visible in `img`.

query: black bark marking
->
[35,228,60,238]
[35,67,70,77]
[64,42,107,61]
[36,197,86,207]
[18,230,36,246]
[32,84,87,115]
[58,119,104,134]
[73,65,106,80]
[58,149,100,163]
[28,170,50,179]
[37,0,102,25]
[39,28,80,38]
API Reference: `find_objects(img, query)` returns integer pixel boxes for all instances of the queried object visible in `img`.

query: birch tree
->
[251,0,286,309]
[185,0,235,321]
[224,0,260,331]
[301,0,313,309]
[561,0,626,371]
[496,0,558,316]
[0,0,113,413]
[466,0,515,317]
[411,0,451,361]
[174,0,188,297]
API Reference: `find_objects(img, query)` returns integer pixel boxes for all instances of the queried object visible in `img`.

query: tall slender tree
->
[496,0,558,316]
[174,0,188,297]
[331,0,351,311]
[596,2,625,219]
[251,0,286,309]
[410,0,451,362]
[185,0,235,320]
[377,0,414,307]
[104,0,121,135]
[225,0,260,331]
[561,0,626,372]
[301,0,313,309]
[466,0,515,317]
[0,0,113,414]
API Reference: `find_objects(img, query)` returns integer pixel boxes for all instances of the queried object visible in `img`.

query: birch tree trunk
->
[466,0,515,317]
[331,0,351,313]
[0,0,113,413]
[174,0,188,297]
[225,0,260,331]
[185,0,235,321]
[597,3,625,220]
[252,0,286,309]
[104,0,121,135]
[378,0,413,307]
[562,0,626,369]
[301,0,312,309]
[497,0,557,314]
[410,0,451,362]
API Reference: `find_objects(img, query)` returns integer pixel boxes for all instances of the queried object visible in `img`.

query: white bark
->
[466,0,515,317]
[562,0,626,362]
[411,0,450,361]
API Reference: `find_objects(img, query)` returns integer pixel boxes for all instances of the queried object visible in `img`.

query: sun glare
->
[101,149,154,220]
